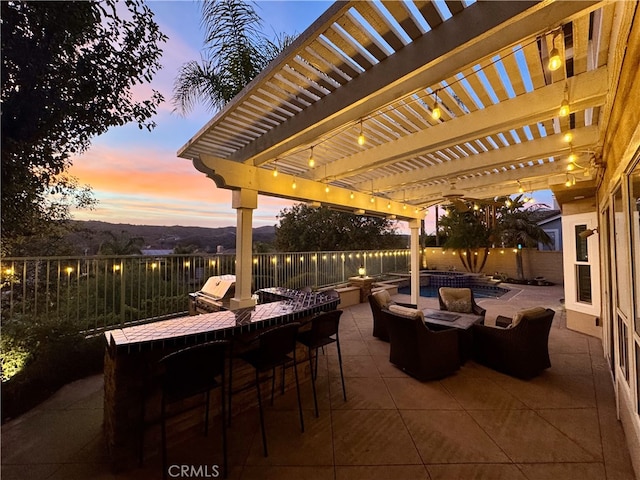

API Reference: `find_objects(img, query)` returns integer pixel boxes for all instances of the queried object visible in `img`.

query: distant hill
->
[66,221,276,255]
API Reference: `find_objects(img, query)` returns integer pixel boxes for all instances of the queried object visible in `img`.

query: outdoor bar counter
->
[103,288,339,471]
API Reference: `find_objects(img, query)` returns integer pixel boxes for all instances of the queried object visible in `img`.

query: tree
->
[438,206,493,272]
[274,204,404,252]
[98,231,144,256]
[495,195,553,280]
[173,0,294,114]
[1,0,167,254]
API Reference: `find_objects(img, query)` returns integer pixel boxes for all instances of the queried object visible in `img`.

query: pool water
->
[398,285,508,299]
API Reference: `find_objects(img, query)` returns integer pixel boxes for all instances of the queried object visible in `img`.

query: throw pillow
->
[510,306,547,328]
[373,289,392,308]
[439,287,473,313]
[446,299,473,313]
[388,304,425,321]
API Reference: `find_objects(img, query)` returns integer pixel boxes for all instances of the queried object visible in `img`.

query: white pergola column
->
[408,219,421,305]
[230,188,258,310]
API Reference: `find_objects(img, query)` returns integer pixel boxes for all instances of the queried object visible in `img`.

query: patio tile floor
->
[1,284,637,479]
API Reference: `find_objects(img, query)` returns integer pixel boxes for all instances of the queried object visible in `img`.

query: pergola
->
[178,0,636,309]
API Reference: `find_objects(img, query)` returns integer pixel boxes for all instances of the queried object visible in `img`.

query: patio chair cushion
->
[373,289,394,309]
[509,306,547,328]
[438,288,473,313]
[388,304,425,321]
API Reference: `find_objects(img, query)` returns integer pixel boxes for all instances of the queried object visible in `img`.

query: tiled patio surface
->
[2,284,637,479]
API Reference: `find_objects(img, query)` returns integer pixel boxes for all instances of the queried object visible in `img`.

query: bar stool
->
[233,322,304,456]
[297,309,346,417]
[157,340,228,479]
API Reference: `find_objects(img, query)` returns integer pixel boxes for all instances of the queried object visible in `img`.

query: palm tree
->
[438,206,493,272]
[98,231,144,255]
[496,195,553,280]
[173,0,295,114]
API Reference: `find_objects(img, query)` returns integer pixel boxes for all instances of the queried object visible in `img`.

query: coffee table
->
[423,309,484,362]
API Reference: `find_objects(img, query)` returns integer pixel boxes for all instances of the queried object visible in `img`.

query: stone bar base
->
[104,337,313,472]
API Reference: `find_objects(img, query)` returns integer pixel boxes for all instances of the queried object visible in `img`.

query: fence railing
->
[1,250,410,334]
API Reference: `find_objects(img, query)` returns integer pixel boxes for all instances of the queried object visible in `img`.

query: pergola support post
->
[409,219,421,305]
[230,189,258,310]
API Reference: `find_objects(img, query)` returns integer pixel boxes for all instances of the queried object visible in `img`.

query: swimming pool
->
[398,285,509,299]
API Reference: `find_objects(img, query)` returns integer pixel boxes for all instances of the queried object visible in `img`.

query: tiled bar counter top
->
[103,289,339,471]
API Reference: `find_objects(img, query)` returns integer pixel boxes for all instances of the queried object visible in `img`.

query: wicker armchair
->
[368,290,416,341]
[383,308,460,381]
[438,287,486,318]
[472,308,555,379]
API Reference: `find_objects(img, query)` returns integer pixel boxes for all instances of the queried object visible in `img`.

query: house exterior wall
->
[592,5,640,477]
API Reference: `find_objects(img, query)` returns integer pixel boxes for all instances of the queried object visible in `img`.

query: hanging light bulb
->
[431,90,441,120]
[325,184,330,193]
[350,191,355,200]
[370,195,375,203]
[357,119,365,146]
[565,175,572,187]
[517,181,524,194]
[505,199,512,207]
[548,31,563,71]
[559,98,570,117]
[567,162,575,171]
[563,131,573,143]
[387,201,392,209]
[308,146,315,167]
[272,161,278,177]
[568,148,577,163]
[292,179,297,189]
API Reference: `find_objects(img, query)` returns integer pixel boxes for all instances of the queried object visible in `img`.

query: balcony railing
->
[0,250,410,334]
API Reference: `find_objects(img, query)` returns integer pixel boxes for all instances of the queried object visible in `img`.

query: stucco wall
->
[422,248,564,285]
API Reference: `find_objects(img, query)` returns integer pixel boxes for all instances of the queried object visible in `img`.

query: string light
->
[431,90,441,120]
[308,146,315,167]
[357,119,365,146]
[548,31,563,71]
[559,84,570,117]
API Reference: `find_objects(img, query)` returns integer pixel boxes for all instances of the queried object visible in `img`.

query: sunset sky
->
[69,0,554,234]
[69,0,333,229]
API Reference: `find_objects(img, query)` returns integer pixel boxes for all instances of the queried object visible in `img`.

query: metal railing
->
[1,250,410,334]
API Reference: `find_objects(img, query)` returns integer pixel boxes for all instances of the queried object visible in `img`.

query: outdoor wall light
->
[579,228,598,239]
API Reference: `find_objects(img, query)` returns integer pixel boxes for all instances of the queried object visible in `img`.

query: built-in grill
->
[188,275,236,314]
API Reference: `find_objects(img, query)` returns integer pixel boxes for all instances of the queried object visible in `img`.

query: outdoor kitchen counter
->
[103,289,339,472]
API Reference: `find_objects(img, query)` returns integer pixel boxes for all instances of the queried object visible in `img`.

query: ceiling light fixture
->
[563,131,573,143]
